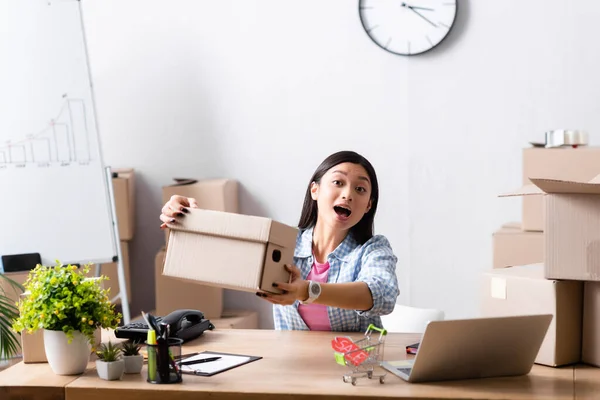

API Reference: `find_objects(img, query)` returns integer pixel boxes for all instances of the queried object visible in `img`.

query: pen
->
[180,356,221,366]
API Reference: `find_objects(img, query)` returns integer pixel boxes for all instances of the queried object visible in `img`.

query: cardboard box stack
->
[91,168,136,306]
[483,145,600,367]
[155,179,262,329]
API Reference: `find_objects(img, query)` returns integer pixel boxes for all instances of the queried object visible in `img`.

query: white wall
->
[81,0,600,327]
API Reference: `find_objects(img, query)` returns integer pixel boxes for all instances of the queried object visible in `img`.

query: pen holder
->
[146,338,183,384]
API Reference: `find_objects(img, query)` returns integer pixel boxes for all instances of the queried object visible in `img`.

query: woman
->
[159,150,399,332]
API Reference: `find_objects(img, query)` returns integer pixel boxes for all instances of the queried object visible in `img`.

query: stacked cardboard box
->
[492,222,543,269]
[92,168,136,306]
[483,146,600,367]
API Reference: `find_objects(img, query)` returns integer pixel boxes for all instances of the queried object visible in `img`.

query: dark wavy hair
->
[297,151,379,245]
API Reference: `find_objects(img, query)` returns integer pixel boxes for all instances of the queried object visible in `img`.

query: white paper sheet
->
[179,352,253,375]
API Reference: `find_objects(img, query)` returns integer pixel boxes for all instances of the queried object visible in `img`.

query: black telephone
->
[115,309,214,343]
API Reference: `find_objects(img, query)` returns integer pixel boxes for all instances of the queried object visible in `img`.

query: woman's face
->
[310,162,372,231]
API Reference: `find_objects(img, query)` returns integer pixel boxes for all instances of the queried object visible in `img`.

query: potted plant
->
[121,339,143,374]
[96,341,124,380]
[12,262,121,375]
[0,274,23,362]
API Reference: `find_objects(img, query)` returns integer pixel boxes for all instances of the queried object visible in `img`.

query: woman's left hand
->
[257,264,308,306]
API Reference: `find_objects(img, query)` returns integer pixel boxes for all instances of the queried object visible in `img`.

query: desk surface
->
[0,329,593,400]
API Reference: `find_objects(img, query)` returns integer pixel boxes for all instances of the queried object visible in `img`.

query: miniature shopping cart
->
[331,324,387,385]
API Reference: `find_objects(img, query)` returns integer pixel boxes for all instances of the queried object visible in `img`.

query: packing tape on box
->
[491,277,507,300]
[544,130,588,148]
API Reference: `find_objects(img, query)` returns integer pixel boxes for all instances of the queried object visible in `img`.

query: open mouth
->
[334,205,352,218]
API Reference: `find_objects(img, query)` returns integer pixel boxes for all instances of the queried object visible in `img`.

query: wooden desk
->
[574,365,600,400]
[0,361,79,400]
[0,329,586,400]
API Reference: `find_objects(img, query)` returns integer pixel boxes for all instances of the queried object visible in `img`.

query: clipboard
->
[179,350,262,376]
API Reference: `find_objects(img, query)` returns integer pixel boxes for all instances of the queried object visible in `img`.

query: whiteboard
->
[0,0,117,268]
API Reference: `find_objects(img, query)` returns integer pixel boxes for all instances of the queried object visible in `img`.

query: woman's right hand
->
[159,195,199,229]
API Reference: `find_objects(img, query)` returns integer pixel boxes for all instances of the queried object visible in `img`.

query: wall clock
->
[358,1,458,56]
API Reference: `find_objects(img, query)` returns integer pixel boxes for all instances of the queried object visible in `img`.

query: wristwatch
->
[301,280,322,304]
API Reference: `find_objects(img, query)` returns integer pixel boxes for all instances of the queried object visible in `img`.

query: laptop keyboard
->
[396,367,412,376]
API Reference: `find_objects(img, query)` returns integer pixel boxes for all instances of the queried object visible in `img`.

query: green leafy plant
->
[96,341,122,362]
[121,339,141,356]
[0,274,24,359]
[12,262,121,347]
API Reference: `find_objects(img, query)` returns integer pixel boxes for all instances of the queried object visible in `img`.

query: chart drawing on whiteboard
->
[0,97,94,167]
[0,0,117,268]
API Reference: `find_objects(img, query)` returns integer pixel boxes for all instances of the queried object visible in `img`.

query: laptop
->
[381,314,552,383]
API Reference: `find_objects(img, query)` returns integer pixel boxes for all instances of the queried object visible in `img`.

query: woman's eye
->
[333,180,342,186]
[356,187,366,193]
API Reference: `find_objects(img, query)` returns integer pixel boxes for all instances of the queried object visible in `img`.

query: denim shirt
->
[272,227,400,332]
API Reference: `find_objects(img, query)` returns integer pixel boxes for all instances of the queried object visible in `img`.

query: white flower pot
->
[123,354,143,374]
[96,359,125,380]
[43,329,91,375]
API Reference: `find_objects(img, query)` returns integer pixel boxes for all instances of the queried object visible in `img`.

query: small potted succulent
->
[121,339,143,374]
[95,341,124,381]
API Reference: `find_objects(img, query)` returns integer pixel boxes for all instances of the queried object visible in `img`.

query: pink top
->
[298,258,332,331]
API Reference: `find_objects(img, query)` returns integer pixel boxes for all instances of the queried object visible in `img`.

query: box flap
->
[167,209,273,243]
[530,178,600,194]
[589,174,600,184]
[268,220,299,248]
[499,178,600,197]
[485,263,547,280]
[498,184,544,197]
[500,222,522,230]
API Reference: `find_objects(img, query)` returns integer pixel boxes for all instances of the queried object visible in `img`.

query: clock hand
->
[401,2,435,12]
[410,6,434,11]
[407,6,438,28]
[405,5,435,11]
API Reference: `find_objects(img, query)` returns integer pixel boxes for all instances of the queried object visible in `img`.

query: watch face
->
[310,282,321,296]
[359,0,458,56]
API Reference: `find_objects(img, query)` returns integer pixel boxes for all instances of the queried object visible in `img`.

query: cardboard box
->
[162,179,239,243]
[163,209,298,294]
[582,282,600,367]
[155,247,223,319]
[522,147,600,231]
[492,222,544,269]
[501,175,600,281]
[211,310,259,329]
[112,168,135,241]
[481,264,583,367]
[88,241,131,305]
[156,178,239,317]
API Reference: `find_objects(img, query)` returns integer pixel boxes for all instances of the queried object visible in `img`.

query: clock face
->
[358,0,458,56]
